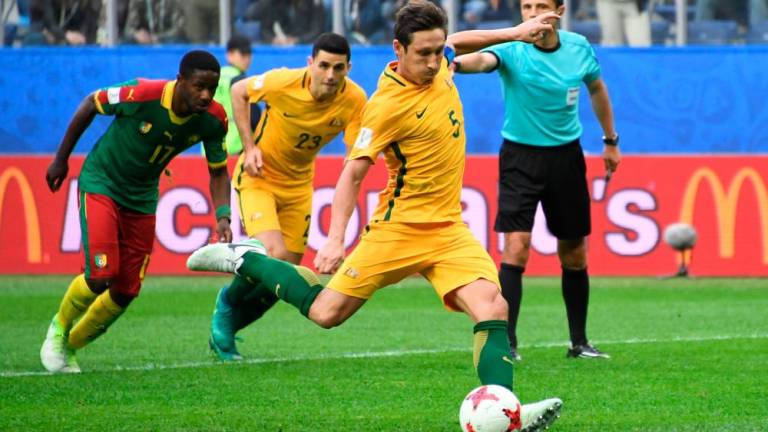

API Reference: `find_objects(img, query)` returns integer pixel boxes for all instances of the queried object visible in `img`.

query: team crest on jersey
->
[94,254,108,269]
[139,121,152,134]
[187,134,200,145]
[329,118,343,127]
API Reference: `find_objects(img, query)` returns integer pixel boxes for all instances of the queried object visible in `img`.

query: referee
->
[452,0,620,360]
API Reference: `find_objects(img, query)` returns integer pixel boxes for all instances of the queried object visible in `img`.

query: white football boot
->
[40,315,81,373]
[520,398,562,431]
[187,239,268,274]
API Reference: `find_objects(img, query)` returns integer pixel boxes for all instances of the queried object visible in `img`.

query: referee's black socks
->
[499,263,525,350]
[562,267,589,346]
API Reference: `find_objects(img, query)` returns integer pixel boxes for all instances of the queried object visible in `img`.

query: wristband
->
[215,205,231,221]
[602,134,619,146]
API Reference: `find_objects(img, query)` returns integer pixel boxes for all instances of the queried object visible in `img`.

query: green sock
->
[473,320,514,390]
[238,253,323,317]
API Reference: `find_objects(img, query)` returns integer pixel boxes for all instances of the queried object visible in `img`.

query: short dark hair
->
[312,32,351,61]
[226,35,252,54]
[179,50,220,78]
[394,1,447,48]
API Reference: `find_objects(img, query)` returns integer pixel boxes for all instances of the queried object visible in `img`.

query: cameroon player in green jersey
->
[40,50,233,373]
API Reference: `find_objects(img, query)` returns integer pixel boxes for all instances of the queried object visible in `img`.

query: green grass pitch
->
[1,275,766,431]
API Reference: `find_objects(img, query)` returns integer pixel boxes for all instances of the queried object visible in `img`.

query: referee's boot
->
[566,342,610,359]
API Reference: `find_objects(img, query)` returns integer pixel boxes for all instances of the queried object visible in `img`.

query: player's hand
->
[216,218,233,243]
[603,144,621,176]
[314,239,345,274]
[517,11,560,42]
[243,146,264,177]
[45,159,69,192]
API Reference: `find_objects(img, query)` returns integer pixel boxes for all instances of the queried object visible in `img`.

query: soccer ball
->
[459,385,522,432]
[663,223,698,250]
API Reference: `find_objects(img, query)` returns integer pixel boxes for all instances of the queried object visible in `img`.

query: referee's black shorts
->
[494,138,591,239]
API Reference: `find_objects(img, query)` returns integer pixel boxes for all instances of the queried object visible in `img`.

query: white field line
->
[3,333,766,378]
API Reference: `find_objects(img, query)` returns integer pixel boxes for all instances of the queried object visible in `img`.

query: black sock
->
[225,275,254,306]
[223,275,279,331]
[499,263,524,349]
[562,267,589,346]
[235,285,279,331]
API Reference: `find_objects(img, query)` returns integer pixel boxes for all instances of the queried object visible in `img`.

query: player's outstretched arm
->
[46,93,99,192]
[447,11,560,55]
[231,79,263,177]
[314,157,372,274]
[208,165,233,243]
[587,78,621,175]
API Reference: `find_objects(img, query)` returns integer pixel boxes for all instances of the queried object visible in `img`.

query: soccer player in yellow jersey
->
[207,33,367,360]
[190,2,563,429]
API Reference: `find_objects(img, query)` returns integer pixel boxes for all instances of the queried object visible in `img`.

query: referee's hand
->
[603,144,621,177]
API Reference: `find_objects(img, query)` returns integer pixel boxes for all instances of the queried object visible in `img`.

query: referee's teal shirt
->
[483,30,601,147]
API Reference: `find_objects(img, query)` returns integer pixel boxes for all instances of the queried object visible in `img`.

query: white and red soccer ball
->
[459,385,522,432]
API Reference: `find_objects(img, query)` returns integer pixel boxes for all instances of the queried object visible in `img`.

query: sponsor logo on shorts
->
[343,267,359,279]
[329,118,343,127]
[187,134,200,145]
[94,253,108,269]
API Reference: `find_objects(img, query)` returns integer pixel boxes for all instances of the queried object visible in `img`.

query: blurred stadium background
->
[0,2,766,431]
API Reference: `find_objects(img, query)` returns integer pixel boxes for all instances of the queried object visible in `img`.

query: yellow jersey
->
[234,67,366,189]
[348,60,465,224]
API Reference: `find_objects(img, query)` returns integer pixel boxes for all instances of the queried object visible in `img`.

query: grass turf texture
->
[1,276,766,431]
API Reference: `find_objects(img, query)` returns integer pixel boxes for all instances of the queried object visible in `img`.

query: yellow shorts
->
[327,221,500,311]
[235,177,312,254]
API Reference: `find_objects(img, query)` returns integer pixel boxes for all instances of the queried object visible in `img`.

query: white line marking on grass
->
[3,333,766,378]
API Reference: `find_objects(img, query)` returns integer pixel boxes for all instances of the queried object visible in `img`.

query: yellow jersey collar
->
[160,81,192,125]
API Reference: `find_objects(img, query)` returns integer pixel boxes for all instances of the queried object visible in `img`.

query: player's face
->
[228,50,252,73]
[520,0,563,21]
[395,28,446,86]
[307,50,350,100]
[177,69,219,114]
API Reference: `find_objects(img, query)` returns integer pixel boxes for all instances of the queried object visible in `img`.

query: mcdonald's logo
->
[679,167,768,264]
[0,167,42,263]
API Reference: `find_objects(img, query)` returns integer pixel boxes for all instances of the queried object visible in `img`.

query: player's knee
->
[487,291,509,321]
[310,308,348,329]
[85,278,113,295]
[264,243,291,261]
[108,288,136,308]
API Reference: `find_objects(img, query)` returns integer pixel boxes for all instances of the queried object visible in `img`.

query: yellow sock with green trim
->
[55,274,98,330]
[68,290,125,349]
[473,320,515,390]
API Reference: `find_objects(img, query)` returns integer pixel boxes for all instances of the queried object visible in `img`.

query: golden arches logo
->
[679,167,768,264]
[0,167,42,263]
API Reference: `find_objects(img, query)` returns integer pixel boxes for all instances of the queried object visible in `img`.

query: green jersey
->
[213,64,245,154]
[80,79,228,213]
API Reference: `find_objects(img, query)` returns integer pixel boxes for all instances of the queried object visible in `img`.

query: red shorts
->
[79,191,155,298]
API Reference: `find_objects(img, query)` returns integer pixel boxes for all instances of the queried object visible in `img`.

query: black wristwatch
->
[602,134,619,146]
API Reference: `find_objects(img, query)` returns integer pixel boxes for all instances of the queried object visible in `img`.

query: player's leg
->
[429,224,563,431]
[209,187,281,359]
[495,140,547,359]
[68,208,155,351]
[41,192,121,373]
[542,140,608,359]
